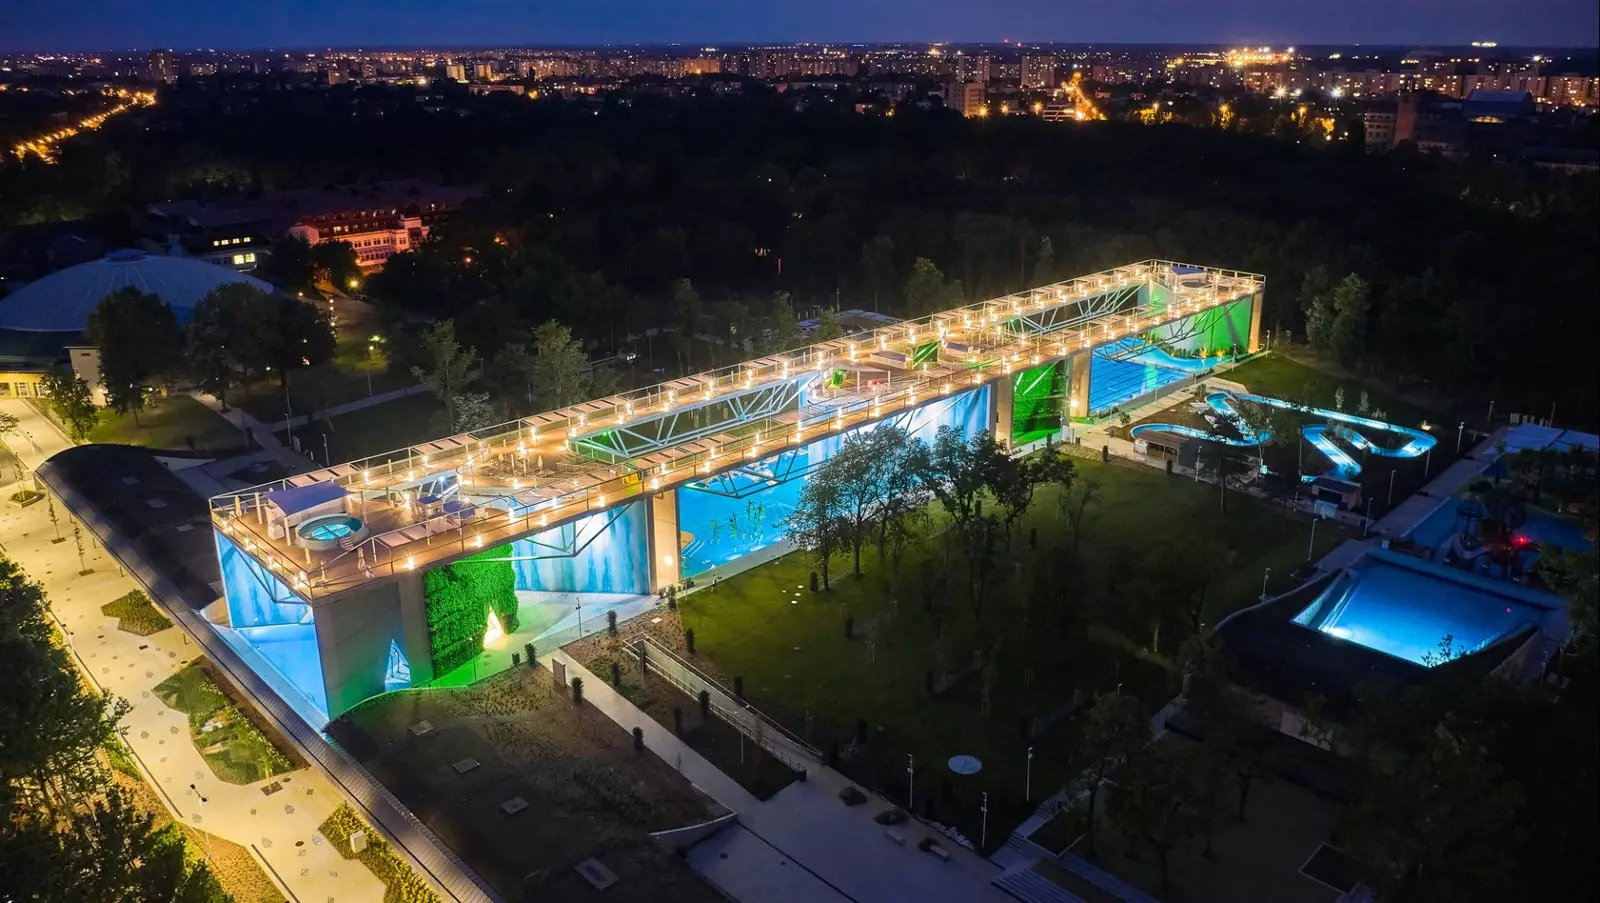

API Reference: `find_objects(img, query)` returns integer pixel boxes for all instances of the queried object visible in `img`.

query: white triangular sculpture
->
[384,639,411,691]
[483,609,506,647]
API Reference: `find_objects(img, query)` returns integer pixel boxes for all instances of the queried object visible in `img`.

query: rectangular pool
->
[1294,549,1563,665]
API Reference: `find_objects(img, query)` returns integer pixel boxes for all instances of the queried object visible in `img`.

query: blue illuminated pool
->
[1293,549,1565,665]
[297,514,367,551]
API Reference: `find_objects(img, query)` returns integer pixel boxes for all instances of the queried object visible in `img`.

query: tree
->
[1181,632,1277,822]
[222,288,335,390]
[915,426,1010,617]
[759,291,804,354]
[1034,235,1058,284]
[858,234,896,312]
[872,432,927,583]
[1300,265,1335,355]
[1345,735,1524,903]
[1329,273,1371,369]
[85,288,181,424]
[310,239,361,291]
[492,340,537,411]
[1107,741,1207,894]
[411,320,477,433]
[1060,477,1101,559]
[37,369,99,443]
[827,427,913,576]
[670,278,703,371]
[813,307,844,342]
[258,234,315,291]
[185,286,242,404]
[1073,691,1150,860]
[451,391,499,432]
[529,320,588,410]
[785,473,846,590]
[904,257,961,315]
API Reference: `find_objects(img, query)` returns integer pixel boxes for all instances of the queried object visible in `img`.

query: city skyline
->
[3,0,1598,53]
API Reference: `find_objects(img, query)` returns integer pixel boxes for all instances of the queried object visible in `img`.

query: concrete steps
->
[993,867,1089,903]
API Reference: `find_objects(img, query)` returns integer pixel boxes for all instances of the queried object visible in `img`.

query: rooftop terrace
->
[210,259,1263,602]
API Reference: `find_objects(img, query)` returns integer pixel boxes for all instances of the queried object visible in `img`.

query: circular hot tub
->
[297,514,368,552]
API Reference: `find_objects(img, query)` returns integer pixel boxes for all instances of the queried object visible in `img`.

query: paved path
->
[0,400,386,903]
[551,651,1012,903]
[188,392,284,449]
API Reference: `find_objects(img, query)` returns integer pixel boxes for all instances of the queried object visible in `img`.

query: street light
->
[1456,422,1465,455]
[1307,517,1318,560]
[189,784,213,863]
[907,754,915,810]
[1026,746,1034,801]
[981,792,990,848]
[1260,566,1271,601]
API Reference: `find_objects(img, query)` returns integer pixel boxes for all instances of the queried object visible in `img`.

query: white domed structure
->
[0,248,272,335]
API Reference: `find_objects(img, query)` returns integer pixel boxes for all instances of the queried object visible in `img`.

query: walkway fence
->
[633,638,821,774]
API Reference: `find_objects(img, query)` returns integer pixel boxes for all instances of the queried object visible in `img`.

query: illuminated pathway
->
[9,87,155,162]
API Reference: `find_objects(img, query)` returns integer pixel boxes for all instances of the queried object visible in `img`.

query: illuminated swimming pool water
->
[299,515,362,541]
[1293,549,1563,665]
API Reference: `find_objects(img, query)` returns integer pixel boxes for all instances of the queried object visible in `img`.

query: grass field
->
[279,392,443,463]
[87,395,243,452]
[1224,354,1441,427]
[679,454,1352,850]
[327,666,724,903]
[153,661,299,785]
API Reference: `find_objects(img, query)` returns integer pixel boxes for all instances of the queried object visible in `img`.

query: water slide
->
[1129,392,1437,481]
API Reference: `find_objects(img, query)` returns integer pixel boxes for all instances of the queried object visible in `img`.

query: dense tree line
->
[4,79,1595,421]
[0,557,227,901]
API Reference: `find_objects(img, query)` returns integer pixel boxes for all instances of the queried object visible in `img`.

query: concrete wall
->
[315,580,405,718]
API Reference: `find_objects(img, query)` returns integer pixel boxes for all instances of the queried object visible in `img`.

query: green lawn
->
[681,455,1351,850]
[99,590,172,636]
[152,661,298,785]
[233,343,415,425]
[280,392,443,463]
[1224,354,1442,427]
[87,395,244,452]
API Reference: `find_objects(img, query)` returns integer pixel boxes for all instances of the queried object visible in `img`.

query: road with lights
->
[9,87,154,162]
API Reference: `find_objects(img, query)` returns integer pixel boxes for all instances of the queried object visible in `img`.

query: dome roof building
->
[0,248,273,335]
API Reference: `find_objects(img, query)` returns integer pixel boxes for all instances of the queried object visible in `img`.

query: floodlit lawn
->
[87,395,243,452]
[327,666,723,903]
[152,661,299,785]
[280,392,443,462]
[680,456,1351,849]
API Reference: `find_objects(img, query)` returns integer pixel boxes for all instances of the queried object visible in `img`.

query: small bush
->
[570,677,584,705]
[10,488,39,504]
[838,786,867,806]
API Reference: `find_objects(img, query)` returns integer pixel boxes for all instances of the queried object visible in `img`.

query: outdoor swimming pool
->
[296,514,367,551]
[1293,549,1564,665]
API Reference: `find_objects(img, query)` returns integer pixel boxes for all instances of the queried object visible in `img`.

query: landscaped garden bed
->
[100,589,173,635]
[153,659,301,784]
[318,803,439,903]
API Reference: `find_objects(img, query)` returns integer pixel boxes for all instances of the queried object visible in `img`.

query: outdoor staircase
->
[1057,854,1164,903]
[993,867,1089,903]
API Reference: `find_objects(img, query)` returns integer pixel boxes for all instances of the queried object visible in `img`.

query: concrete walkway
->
[550,651,1011,903]
[0,400,386,903]
[188,392,283,449]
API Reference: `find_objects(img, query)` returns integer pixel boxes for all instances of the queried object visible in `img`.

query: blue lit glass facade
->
[214,531,328,724]
[678,385,992,576]
[504,500,650,595]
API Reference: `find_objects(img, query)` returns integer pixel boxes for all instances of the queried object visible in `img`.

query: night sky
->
[2,0,1596,52]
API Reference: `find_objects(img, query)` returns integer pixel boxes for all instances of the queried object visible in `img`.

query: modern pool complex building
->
[207,261,1264,726]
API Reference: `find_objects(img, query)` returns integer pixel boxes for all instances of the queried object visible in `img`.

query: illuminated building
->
[206,261,1265,727]
[947,81,987,117]
[1022,54,1058,89]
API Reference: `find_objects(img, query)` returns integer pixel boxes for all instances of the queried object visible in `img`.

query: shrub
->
[571,677,584,705]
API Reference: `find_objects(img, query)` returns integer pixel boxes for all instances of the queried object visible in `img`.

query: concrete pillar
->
[647,490,681,592]
[991,373,1015,447]
[1067,351,1092,420]
[1247,288,1265,353]
[396,572,435,686]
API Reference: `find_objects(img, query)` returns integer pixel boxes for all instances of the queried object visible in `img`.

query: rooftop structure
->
[206,259,1264,724]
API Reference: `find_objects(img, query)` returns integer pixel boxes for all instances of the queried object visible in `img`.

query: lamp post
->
[1307,518,1318,561]
[1026,746,1034,801]
[1456,422,1465,455]
[1424,448,1432,477]
[1387,470,1397,509]
[907,754,915,810]
[575,601,584,639]
[189,784,213,863]
[1260,566,1271,602]
[1487,399,1495,423]
[981,792,990,848]
[1364,498,1373,535]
